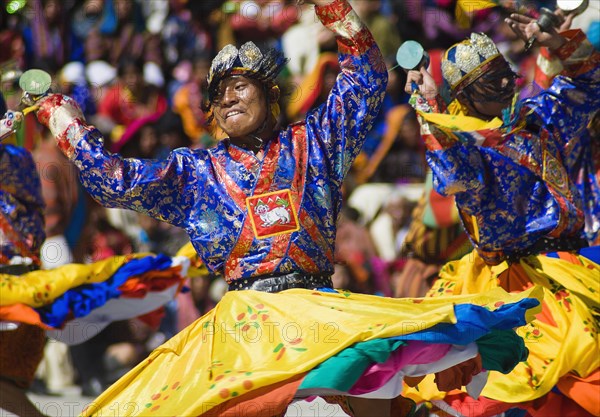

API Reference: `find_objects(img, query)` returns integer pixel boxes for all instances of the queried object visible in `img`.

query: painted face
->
[212,76,269,139]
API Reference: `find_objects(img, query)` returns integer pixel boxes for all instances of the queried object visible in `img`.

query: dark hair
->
[31,57,60,76]
[0,92,6,115]
[156,110,185,136]
[117,56,145,77]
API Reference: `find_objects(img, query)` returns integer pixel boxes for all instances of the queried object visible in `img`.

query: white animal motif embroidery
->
[255,204,291,227]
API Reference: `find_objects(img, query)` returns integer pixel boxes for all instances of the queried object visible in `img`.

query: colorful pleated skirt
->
[404,246,600,417]
[0,253,188,345]
[79,284,543,416]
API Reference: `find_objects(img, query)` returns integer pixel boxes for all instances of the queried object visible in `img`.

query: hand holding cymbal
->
[18,69,52,111]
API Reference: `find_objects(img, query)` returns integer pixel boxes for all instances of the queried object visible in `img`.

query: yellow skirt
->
[80,286,542,417]
[405,249,600,416]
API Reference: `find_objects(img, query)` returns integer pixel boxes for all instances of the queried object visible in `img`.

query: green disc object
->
[396,40,425,71]
[19,69,52,96]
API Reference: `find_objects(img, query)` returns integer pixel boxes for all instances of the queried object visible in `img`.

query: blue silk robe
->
[417,30,600,264]
[46,0,388,283]
[0,144,45,263]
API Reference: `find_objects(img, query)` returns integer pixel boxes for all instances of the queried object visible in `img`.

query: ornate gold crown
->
[442,33,502,92]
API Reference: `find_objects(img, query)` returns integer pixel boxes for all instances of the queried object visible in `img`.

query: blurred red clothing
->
[98,82,167,127]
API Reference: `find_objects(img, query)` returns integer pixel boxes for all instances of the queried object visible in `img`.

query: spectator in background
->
[175,244,222,331]
[228,0,300,50]
[32,127,85,396]
[351,0,401,59]
[161,0,215,68]
[99,0,146,65]
[33,130,80,269]
[85,59,117,133]
[172,55,216,146]
[110,109,192,161]
[353,62,410,176]
[334,206,380,295]
[70,0,105,46]
[154,110,192,158]
[58,61,96,117]
[286,52,339,122]
[97,57,167,140]
[355,104,426,184]
[142,34,166,81]
[399,0,468,50]
[115,116,161,159]
[67,210,153,399]
[83,28,110,63]
[282,2,336,82]
[23,0,81,69]
[393,175,471,298]
[0,8,26,69]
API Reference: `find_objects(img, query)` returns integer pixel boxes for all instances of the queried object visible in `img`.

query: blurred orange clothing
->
[33,138,79,238]
[172,82,207,143]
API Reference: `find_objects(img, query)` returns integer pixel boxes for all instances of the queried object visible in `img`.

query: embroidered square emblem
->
[246,189,300,239]
[542,149,570,197]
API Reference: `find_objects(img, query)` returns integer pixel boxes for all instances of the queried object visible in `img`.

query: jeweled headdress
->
[442,33,503,94]
[206,42,288,105]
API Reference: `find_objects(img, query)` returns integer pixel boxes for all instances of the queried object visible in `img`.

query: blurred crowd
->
[1,0,598,398]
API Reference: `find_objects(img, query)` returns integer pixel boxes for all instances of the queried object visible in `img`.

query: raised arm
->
[305,0,388,185]
[36,95,201,229]
[527,29,599,140]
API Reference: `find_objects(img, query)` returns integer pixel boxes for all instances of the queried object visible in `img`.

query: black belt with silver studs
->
[228,271,333,293]
[0,264,38,275]
[506,236,588,264]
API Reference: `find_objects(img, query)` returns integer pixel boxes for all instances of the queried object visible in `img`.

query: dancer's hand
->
[505,13,566,51]
[405,67,438,99]
[554,8,577,32]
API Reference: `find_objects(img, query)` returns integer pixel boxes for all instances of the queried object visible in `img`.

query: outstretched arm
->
[507,12,600,146]
[507,11,599,86]
[35,95,201,229]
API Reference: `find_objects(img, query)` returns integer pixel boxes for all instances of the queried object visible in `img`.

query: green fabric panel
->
[476,329,528,373]
[299,338,406,391]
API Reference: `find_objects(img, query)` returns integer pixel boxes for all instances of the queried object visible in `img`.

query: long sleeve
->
[409,32,599,263]
[37,95,202,229]
[415,29,599,200]
[527,30,600,148]
[523,31,600,244]
[305,0,388,187]
[534,29,600,89]
[0,144,45,262]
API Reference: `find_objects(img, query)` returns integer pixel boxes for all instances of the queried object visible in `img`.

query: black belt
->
[0,264,38,275]
[507,236,588,263]
[228,271,333,293]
